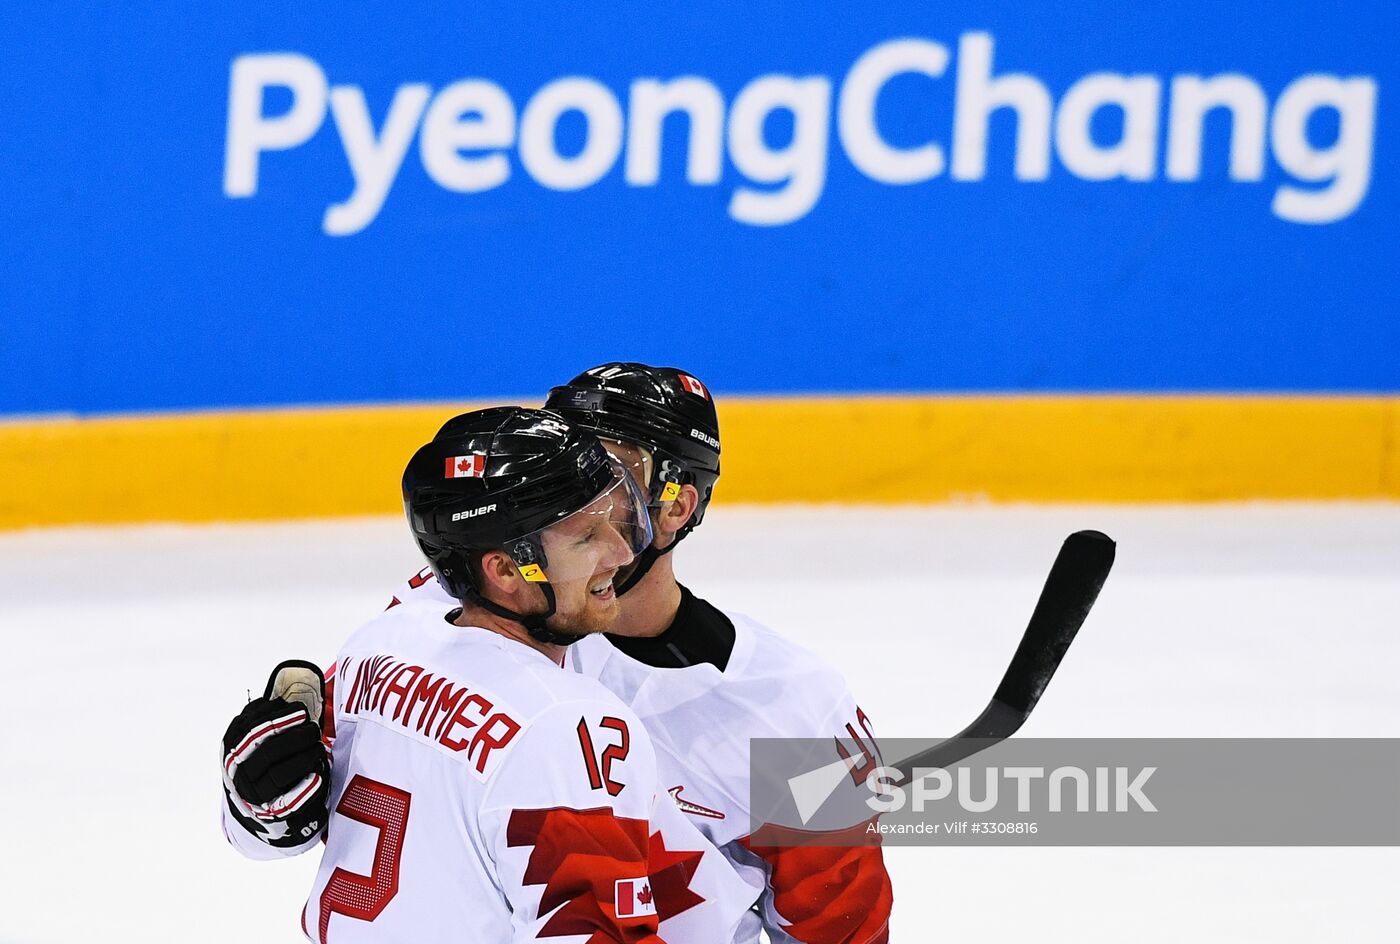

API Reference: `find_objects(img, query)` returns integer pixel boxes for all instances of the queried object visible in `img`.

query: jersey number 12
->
[576,716,630,797]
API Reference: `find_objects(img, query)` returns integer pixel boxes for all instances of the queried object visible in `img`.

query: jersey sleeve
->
[479,699,667,944]
[747,698,894,944]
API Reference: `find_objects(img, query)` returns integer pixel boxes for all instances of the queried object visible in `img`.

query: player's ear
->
[476,549,521,600]
[658,484,699,540]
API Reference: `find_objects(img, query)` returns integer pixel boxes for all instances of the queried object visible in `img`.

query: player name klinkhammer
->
[340,652,523,778]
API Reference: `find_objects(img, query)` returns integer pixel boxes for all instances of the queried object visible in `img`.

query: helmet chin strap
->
[615,528,688,596]
[461,582,587,647]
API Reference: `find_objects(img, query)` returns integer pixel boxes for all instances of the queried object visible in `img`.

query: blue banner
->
[3,2,1396,414]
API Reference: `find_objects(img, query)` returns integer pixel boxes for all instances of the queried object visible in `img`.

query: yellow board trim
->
[1,395,1397,529]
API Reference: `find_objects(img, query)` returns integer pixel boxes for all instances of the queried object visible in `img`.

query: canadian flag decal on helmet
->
[446,454,485,478]
[677,373,708,399]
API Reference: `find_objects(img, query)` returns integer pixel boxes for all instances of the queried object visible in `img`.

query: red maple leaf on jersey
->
[646,830,705,921]
[636,885,653,906]
[507,807,664,943]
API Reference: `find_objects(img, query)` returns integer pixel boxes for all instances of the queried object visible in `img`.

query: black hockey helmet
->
[542,363,721,593]
[403,407,652,645]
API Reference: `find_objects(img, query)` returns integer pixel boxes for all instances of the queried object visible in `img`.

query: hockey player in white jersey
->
[223,365,892,943]
[223,407,751,942]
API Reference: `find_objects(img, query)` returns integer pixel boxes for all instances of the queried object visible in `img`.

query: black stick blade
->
[890,530,1116,785]
[992,529,1115,718]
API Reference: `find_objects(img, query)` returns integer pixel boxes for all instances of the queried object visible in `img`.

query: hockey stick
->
[889,529,1115,787]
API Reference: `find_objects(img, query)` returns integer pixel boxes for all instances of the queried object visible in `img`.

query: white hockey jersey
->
[298,599,750,943]
[383,571,893,944]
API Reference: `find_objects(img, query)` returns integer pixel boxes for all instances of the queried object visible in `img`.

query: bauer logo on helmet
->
[451,503,497,522]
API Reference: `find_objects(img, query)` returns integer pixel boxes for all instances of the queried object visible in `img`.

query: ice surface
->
[1,504,1396,942]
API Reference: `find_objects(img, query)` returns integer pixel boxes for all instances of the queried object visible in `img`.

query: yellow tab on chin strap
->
[659,481,681,502]
[518,563,548,583]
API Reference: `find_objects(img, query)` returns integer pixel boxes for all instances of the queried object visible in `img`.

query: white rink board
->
[1,504,1397,943]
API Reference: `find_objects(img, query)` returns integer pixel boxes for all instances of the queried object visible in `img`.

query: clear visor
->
[597,438,683,509]
[596,439,655,502]
[513,455,654,585]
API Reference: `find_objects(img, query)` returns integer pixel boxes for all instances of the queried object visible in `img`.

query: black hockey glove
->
[221,660,330,849]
